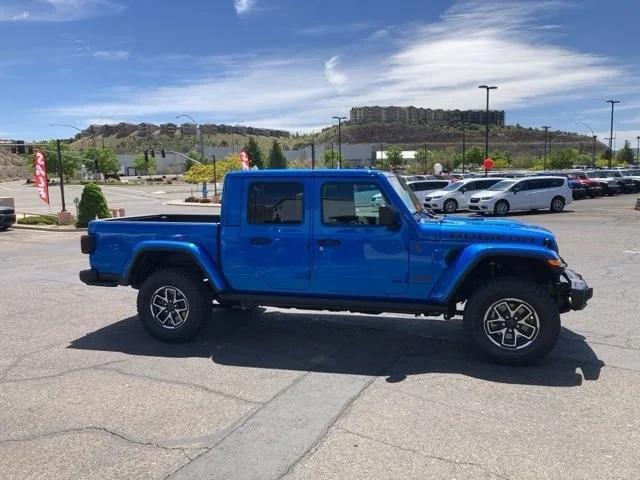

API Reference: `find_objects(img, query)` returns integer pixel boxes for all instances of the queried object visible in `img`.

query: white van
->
[468,176,572,216]
[423,177,505,213]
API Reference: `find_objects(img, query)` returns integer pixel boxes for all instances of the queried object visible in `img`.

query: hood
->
[426,189,452,198]
[424,215,557,251]
[470,189,502,199]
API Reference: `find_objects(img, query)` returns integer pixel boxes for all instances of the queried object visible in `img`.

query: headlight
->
[478,196,493,201]
[431,195,443,199]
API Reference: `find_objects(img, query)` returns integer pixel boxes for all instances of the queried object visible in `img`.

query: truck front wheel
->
[137,268,211,342]
[463,277,560,365]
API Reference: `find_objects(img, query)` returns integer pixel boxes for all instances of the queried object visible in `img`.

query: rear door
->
[311,179,409,296]
[239,179,311,291]
[524,178,549,208]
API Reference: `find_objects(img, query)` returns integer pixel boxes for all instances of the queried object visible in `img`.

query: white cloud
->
[93,50,129,61]
[0,0,124,22]
[234,0,255,16]
[45,1,626,132]
[324,56,348,89]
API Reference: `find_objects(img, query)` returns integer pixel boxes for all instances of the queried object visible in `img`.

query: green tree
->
[84,147,119,175]
[414,147,433,173]
[183,154,241,183]
[465,146,485,167]
[32,140,83,179]
[267,140,288,169]
[322,149,342,168]
[548,148,578,170]
[243,137,265,169]
[76,183,110,227]
[488,150,513,170]
[616,140,634,164]
[133,153,156,176]
[385,146,404,170]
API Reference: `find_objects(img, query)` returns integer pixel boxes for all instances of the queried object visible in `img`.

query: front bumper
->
[424,199,444,210]
[558,268,593,311]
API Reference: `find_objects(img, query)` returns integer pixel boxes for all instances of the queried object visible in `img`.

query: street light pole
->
[636,136,640,166]
[478,85,497,159]
[606,100,620,168]
[332,116,346,168]
[542,126,551,171]
[575,122,597,167]
[51,123,100,175]
[56,139,66,212]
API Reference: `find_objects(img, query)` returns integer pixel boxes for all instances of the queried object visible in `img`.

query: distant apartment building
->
[350,106,505,126]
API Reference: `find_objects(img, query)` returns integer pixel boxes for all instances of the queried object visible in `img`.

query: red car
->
[566,171,603,198]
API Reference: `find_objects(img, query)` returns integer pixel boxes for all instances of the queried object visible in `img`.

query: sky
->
[0,0,639,147]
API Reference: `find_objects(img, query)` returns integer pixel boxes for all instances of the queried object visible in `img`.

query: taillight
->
[80,234,95,254]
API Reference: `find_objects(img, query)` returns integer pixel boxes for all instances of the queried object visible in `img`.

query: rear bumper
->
[79,268,120,287]
[560,268,593,311]
[0,213,16,227]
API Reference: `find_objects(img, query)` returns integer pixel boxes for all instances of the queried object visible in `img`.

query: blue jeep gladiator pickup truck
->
[80,169,592,364]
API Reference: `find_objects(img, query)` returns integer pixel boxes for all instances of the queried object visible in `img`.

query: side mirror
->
[379,205,401,230]
[460,187,466,193]
[511,186,519,194]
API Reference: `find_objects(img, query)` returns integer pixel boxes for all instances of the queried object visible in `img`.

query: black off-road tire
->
[463,277,560,365]
[550,196,565,213]
[443,199,458,213]
[493,200,510,216]
[137,268,212,342]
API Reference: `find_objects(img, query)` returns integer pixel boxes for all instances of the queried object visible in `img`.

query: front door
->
[239,179,311,291]
[311,179,410,296]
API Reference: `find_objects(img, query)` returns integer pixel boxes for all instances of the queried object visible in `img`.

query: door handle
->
[250,237,272,245]
[317,238,341,247]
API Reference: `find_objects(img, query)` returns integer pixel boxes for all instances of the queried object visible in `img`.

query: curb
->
[10,224,86,232]
[164,201,222,207]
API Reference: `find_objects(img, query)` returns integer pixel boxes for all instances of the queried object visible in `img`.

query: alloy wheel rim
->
[483,298,540,350]
[150,286,190,329]
[445,201,456,213]
[553,199,564,210]
[496,202,507,214]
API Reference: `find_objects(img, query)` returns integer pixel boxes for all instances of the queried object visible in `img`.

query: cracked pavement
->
[1,194,639,479]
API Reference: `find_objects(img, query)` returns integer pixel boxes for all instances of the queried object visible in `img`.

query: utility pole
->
[541,126,551,171]
[212,154,218,196]
[478,85,497,159]
[177,114,205,164]
[310,141,316,170]
[606,100,620,168]
[575,122,596,167]
[331,143,335,168]
[56,139,66,212]
[461,122,467,173]
[636,136,640,166]
[332,116,346,168]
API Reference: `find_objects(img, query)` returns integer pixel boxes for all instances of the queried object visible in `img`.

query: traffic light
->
[161,148,166,158]
[150,149,155,158]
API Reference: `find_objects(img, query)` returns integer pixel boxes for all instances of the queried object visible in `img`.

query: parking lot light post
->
[575,122,597,167]
[606,100,620,168]
[636,136,640,166]
[56,139,66,212]
[478,85,497,159]
[211,154,218,197]
[542,126,551,171]
[177,114,205,165]
[460,122,467,173]
[332,116,346,168]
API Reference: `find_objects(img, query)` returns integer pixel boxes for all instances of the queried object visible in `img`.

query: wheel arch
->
[123,241,226,291]
[429,245,561,306]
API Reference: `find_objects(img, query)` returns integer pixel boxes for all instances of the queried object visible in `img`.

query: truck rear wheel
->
[137,268,211,342]
[463,277,560,365]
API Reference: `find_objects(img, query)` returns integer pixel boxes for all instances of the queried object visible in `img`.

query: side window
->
[528,179,547,190]
[464,181,478,191]
[516,181,529,191]
[551,178,564,188]
[248,182,304,224]
[435,181,449,189]
[322,182,388,226]
[409,182,427,191]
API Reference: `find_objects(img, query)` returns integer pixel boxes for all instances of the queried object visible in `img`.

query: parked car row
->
[402,167,640,216]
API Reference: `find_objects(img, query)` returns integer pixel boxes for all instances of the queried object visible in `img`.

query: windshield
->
[487,180,516,191]
[442,182,462,191]
[389,175,421,213]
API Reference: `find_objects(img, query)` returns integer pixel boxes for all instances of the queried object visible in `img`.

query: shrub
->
[17,214,57,225]
[76,183,110,227]
[184,196,199,203]
[198,198,212,204]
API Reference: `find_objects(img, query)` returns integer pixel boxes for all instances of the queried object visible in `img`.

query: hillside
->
[71,131,295,155]
[301,123,606,157]
[0,149,29,181]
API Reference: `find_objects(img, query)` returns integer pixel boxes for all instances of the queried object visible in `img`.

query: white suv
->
[423,177,505,213]
[468,176,572,216]
[406,179,450,203]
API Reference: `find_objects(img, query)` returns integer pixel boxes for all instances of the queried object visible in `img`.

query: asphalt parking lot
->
[1,194,640,479]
